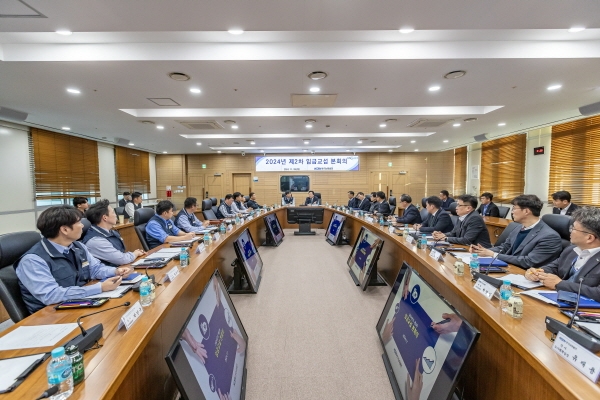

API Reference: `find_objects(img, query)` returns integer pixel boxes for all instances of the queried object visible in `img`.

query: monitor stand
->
[349,259,387,287]
[381,353,402,400]
[228,258,256,294]
[262,229,282,246]
[294,218,316,235]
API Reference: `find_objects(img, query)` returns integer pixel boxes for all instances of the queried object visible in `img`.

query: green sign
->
[202,164,206,169]
[388,162,392,167]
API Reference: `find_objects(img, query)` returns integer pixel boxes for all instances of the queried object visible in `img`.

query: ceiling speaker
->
[114,138,131,146]
[579,101,600,116]
[0,107,28,122]
[474,134,488,142]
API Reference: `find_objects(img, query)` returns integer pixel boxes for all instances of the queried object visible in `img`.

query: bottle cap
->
[141,275,148,281]
[51,347,66,358]
[503,280,511,285]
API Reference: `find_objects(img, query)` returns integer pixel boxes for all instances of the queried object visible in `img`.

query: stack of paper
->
[0,324,78,351]
[521,290,559,305]
[87,285,130,299]
[145,248,181,259]
[498,274,543,289]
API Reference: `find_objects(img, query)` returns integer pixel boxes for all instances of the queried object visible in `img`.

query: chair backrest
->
[389,196,396,207]
[450,214,459,226]
[79,218,91,241]
[365,194,371,201]
[420,208,430,224]
[494,221,521,247]
[201,199,212,211]
[211,205,219,215]
[210,197,217,206]
[114,206,125,216]
[421,197,428,208]
[0,231,41,322]
[448,202,458,216]
[542,214,571,249]
[220,198,225,205]
[390,206,396,216]
[244,195,250,203]
[134,207,155,226]
[203,209,218,220]
[134,224,150,252]
[314,192,321,199]
[497,205,510,219]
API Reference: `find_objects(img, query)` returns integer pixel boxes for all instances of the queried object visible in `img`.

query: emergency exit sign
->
[533,146,545,155]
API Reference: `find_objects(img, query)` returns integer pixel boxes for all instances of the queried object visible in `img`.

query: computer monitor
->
[325,213,346,245]
[231,228,263,293]
[286,207,324,235]
[165,270,248,400]
[263,213,284,246]
[376,262,480,400]
[347,227,385,290]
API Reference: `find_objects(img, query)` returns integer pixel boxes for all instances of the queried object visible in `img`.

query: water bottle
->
[379,215,384,226]
[139,276,152,307]
[418,234,427,249]
[203,232,210,246]
[235,215,240,225]
[46,347,74,399]
[469,253,480,274]
[180,246,188,268]
[65,345,84,386]
[500,280,513,313]
[404,224,409,237]
[220,222,227,234]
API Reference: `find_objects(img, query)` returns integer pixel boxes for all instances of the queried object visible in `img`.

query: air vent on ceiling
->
[147,98,180,106]
[291,94,337,107]
[407,118,453,128]
[178,120,224,130]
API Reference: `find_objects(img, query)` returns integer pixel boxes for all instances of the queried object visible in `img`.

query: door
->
[370,171,389,195]
[232,173,252,195]
[188,174,205,199]
[206,175,223,200]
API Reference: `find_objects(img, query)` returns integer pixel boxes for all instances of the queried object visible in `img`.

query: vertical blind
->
[30,128,100,199]
[549,115,600,206]
[480,134,526,203]
[115,146,150,195]
[453,146,467,196]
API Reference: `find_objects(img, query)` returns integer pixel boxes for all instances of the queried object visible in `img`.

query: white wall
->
[0,121,36,233]
[149,153,157,200]
[98,143,117,205]
[525,127,553,215]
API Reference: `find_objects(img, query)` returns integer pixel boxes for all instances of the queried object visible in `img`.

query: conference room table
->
[0,207,598,399]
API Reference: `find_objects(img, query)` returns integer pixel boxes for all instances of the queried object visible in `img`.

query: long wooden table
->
[0,208,598,399]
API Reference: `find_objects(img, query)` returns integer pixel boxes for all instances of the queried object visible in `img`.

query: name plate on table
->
[214,232,221,241]
[406,235,415,245]
[474,278,497,300]
[227,224,233,231]
[247,215,253,221]
[195,243,206,254]
[118,301,144,331]
[429,248,444,262]
[365,217,374,223]
[552,332,600,383]
[388,225,395,233]
[163,266,180,283]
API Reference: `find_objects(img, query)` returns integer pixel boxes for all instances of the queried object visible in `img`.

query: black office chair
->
[497,206,510,219]
[388,196,397,216]
[202,199,218,220]
[114,206,125,216]
[493,221,520,247]
[134,208,156,252]
[421,197,428,208]
[0,231,41,322]
[314,193,322,205]
[210,197,217,206]
[542,214,571,249]
[365,194,371,201]
[448,202,458,216]
[420,209,430,224]
[244,195,250,204]
[79,218,91,241]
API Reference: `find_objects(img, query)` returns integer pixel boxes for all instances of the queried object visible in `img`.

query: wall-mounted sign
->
[201,164,207,169]
[255,156,359,172]
[534,146,545,155]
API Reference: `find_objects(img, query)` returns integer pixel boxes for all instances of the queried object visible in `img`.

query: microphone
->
[145,266,161,286]
[63,302,131,353]
[567,278,585,329]
[36,385,59,399]
[485,247,506,276]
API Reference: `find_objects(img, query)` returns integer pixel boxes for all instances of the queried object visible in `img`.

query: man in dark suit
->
[526,207,600,302]
[347,191,358,208]
[395,194,422,225]
[304,190,320,205]
[439,190,455,211]
[118,192,131,208]
[369,191,379,213]
[472,194,562,269]
[433,194,491,247]
[354,192,371,211]
[414,196,453,233]
[477,192,500,217]
[552,190,579,216]
[373,191,392,216]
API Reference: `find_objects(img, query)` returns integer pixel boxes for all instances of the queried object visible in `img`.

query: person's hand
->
[193,342,208,363]
[382,317,395,344]
[536,272,562,289]
[133,249,145,258]
[470,244,494,257]
[431,313,462,334]
[231,330,246,354]
[115,266,134,278]
[218,389,231,400]
[183,232,195,240]
[403,283,410,300]
[203,220,211,227]
[432,231,445,241]
[406,358,423,400]
[101,276,122,291]
[413,224,421,231]
[525,268,543,282]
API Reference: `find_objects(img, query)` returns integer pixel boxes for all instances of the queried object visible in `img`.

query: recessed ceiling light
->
[346,149,350,152]
[217,150,222,153]
[61,127,70,131]
[56,30,72,36]
[443,140,449,143]
[308,71,328,80]
[388,149,393,152]
[410,140,416,144]
[228,29,244,35]
[444,70,467,79]
[162,151,167,154]
[156,125,164,130]
[305,124,313,128]
[305,119,316,123]
[231,125,239,129]
[379,123,387,128]
[304,140,310,144]
[568,26,586,33]
[357,140,363,144]
[428,86,441,92]
[168,72,191,81]
[66,88,80,94]
[498,122,506,126]
[196,142,202,146]
[309,87,320,93]
[303,149,307,152]
[547,84,562,91]
[399,27,414,34]
[414,149,419,152]
[129,143,135,146]
[453,123,461,127]
[260,150,265,152]
[190,88,201,94]
[250,141,255,145]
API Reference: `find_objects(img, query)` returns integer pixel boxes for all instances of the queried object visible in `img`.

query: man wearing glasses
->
[432,194,491,247]
[471,194,562,269]
[526,207,600,301]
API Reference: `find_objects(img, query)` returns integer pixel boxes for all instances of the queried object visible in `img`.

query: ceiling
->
[1,0,600,154]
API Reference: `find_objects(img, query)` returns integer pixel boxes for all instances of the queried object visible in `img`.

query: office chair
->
[114,206,125,216]
[448,202,458,216]
[0,231,41,322]
[493,221,520,247]
[421,197,428,208]
[313,192,322,205]
[79,218,91,241]
[542,214,571,249]
[210,197,217,206]
[420,209,430,224]
[134,208,156,252]
[388,196,396,216]
[202,199,218,220]
[497,206,510,219]
[244,195,250,204]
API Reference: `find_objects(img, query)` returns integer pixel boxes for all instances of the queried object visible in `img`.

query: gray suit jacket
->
[446,211,492,247]
[542,245,600,302]
[489,220,562,270]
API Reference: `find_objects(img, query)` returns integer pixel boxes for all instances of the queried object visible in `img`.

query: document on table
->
[86,285,130,299]
[0,353,47,392]
[451,253,473,263]
[167,237,200,244]
[521,290,558,305]
[0,324,78,351]
[144,248,181,259]
[576,321,600,338]
[498,274,544,289]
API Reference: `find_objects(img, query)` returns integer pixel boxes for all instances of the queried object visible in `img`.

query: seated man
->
[526,207,600,301]
[216,194,237,218]
[347,191,357,208]
[439,190,455,211]
[552,190,579,216]
[282,190,295,206]
[432,194,491,247]
[83,199,145,267]
[304,190,320,206]
[373,191,392,216]
[471,194,562,269]
[175,197,211,233]
[395,194,422,225]
[231,192,248,213]
[369,191,379,213]
[146,200,195,249]
[414,196,453,234]
[354,192,371,212]
[73,196,89,215]
[247,192,260,209]
[124,191,143,220]
[477,192,500,217]
[118,192,131,208]
[15,206,131,314]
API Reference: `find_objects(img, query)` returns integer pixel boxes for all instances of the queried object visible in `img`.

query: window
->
[280,176,310,192]
[30,128,100,205]
[480,134,526,203]
[453,147,467,196]
[115,146,150,196]
[549,115,600,206]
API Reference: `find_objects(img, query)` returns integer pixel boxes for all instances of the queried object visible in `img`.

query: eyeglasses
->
[456,204,470,208]
[569,225,595,236]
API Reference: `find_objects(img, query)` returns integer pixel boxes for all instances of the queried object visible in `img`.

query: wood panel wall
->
[155,152,456,209]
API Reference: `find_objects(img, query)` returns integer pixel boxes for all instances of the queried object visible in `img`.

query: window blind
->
[115,146,150,195]
[480,134,526,203]
[453,146,467,196]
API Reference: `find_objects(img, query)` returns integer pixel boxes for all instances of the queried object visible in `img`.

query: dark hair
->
[481,192,493,201]
[370,191,377,199]
[72,197,88,207]
[511,194,543,217]
[376,191,386,200]
[400,194,412,203]
[232,192,241,199]
[131,192,142,201]
[86,199,111,225]
[357,192,364,196]
[440,190,450,197]
[348,191,355,196]
[249,192,255,198]
[308,190,315,195]
[284,190,291,196]
[457,194,478,209]
[572,207,600,238]
[224,194,234,200]
[552,190,571,202]
[123,192,131,196]
[156,200,175,215]
[184,197,197,208]
[37,205,81,239]
[426,196,442,209]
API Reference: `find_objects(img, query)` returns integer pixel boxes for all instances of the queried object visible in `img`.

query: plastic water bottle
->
[180,247,188,267]
[203,232,210,246]
[469,253,480,274]
[404,224,409,237]
[235,215,240,225]
[220,222,227,234]
[500,280,513,313]
[379,215,384,226]
[418,234,427,249]
[46,347,74,399]
[139,276,152,307]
